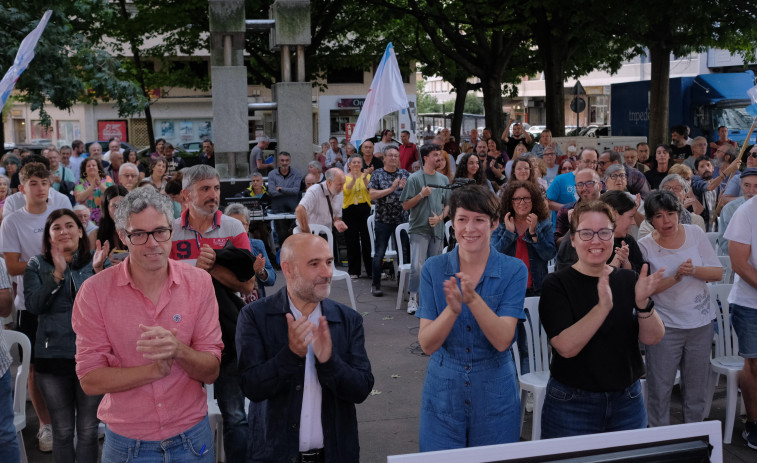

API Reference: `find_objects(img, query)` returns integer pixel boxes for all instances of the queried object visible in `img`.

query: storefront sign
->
[337,98,365,108]
[98,120,127,141]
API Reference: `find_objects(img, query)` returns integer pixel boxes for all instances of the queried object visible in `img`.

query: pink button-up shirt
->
[72,257,223,440]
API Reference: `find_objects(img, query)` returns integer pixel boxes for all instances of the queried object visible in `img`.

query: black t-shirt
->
[362,156,383,172]
[10,172,20,190]
[644,168,669,190]
[670,144,692,161]
[505,136,531,157]
[539,267,644,392]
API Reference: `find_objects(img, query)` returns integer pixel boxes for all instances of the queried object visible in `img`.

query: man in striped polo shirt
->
[170,165,256,462]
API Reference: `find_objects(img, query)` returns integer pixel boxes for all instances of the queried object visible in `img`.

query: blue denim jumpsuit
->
[416,247,527,451]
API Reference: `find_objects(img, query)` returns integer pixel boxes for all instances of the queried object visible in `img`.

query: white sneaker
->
[38,423,53,452]
[407,298,418,314]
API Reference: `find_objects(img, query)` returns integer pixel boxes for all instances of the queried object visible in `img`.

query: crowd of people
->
[0,120,756,463]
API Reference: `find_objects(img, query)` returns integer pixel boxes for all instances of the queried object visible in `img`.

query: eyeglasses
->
[575,180,598,189]
[608,173,626,180]
[575,228,614,241]
[125,227,173,245]
[512,196,532,204]
[663,185,684,193]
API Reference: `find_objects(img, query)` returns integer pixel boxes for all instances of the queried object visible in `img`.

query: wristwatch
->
[635,299,655,313]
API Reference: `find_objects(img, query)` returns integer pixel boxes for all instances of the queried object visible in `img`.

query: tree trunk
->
[0,118,5,151]
[648,45,670,149]
[450,77,468,145]
[482,78,505,141]
[543,50,566,137]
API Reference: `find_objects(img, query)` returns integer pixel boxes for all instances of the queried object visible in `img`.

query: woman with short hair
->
[638,190,722,427]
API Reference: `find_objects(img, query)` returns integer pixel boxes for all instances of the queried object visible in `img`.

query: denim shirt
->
[416,247,527,365]
[249,238,276,297]
[492,219,557,294]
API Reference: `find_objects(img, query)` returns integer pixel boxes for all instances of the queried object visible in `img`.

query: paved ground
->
[16,268,757,462]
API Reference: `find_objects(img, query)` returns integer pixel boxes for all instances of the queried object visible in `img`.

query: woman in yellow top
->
[344,155,373,279]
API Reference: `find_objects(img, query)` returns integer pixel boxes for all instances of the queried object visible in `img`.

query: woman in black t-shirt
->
[539,200,665,439]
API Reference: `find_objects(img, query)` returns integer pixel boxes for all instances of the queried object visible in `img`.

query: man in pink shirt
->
[72,187,223,462]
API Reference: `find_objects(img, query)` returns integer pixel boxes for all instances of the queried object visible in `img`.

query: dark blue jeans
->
[372,221,409,287]
[36,370,103,463]
[214,361,248,462]
[541,377,646,439]
[0,369,19,463]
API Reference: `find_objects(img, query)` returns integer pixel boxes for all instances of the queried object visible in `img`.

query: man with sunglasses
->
[553,168,602,245]
[72,187,223,462]
[169,164,256,462]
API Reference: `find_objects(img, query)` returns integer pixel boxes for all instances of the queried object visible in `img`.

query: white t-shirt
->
[296,183,343,230]
[638,224,721,329]
[288,298,324,452]
[2,189,72,219]
[0,207,56,311]
[723,195,757,308]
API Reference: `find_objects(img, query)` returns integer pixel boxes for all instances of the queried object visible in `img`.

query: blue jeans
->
[409,233,443,293]
[732,303,757,357]
[214,361,248,462]
[36,370,103,463]
[0,369,19,463]
[541,378,647,439]
[419,352,520,451]
[372,221,409,286]
[102,415,214,463]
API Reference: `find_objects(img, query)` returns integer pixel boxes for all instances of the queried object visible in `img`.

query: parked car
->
[178,141,204,153]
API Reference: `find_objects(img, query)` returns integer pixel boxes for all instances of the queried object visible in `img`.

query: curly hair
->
[453,153,486,186]
[499,180,549,222]
[79,158,107,180]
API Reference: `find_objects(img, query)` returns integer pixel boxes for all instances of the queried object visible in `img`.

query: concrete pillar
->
[273,82,312,173]
[209,0,247,179]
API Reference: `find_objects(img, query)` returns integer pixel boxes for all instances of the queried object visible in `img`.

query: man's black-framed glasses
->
[125,227,173,245]
[575,228,614,241]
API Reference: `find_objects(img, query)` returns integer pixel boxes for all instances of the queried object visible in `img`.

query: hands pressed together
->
[286,313,332,363]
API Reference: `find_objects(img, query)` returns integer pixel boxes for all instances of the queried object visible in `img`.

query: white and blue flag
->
[0,10,52,108]
[351,42,409,148]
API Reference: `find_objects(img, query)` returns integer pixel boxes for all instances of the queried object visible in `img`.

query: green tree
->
[463,94,483,114]
[0,1,145,148]
[377,0,529,139]
[519,1,634,136]
[416,80,441,113]
[624,0,757,147]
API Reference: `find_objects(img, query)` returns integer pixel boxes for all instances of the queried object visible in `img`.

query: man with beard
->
[691,157,740,229]
[170,164,255,463]
[295,168,347,234]
[236,233,374,462]
[553,168,602,245]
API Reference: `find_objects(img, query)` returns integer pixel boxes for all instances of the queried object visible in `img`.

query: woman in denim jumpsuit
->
[416,185,527,451]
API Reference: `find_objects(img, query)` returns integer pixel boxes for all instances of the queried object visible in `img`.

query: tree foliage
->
[416,81,440,113]
[0,1,145,146]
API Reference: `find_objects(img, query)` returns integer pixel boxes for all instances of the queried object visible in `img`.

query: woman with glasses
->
[494,181,555,296]
[603,164,627,192]
[417,185,525,450]
[644,145,672,190]
[668,164,705,216]
[539,200,665,438]
[558,158,576,175]
[637,190,722,427]
[24,209,110,463]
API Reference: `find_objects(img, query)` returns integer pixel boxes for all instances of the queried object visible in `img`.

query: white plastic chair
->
[706,232,719,253]
[4,330,31,463]
[717,256,733,284]
[517,297,551,440]
[709,284,744,444]
[394,223,411,311]
[444,220,452,244]
[294,224,357,310]
[367,214,398,277]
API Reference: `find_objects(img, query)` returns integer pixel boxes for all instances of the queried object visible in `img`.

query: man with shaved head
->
[237,233,374,462]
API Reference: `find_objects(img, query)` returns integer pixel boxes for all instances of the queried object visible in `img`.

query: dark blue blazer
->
[236,286,374,462]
